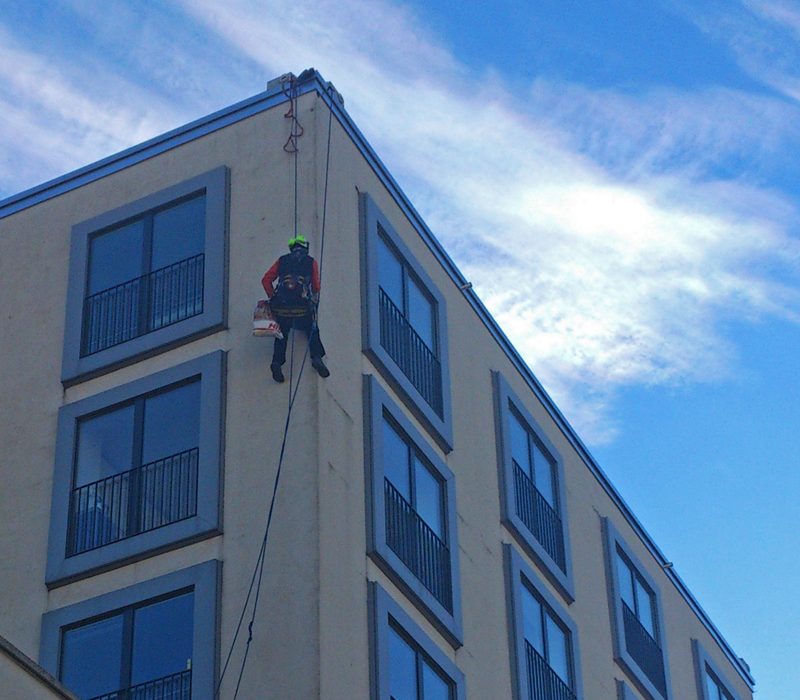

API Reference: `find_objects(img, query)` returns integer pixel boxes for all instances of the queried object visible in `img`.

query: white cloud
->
[3,0,799,444]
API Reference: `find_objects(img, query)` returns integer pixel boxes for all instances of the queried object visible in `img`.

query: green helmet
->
[288,234,309,251]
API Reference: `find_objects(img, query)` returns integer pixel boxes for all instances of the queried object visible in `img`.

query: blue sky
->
[1,0,798,696]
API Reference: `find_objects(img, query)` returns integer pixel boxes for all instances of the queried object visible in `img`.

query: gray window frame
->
[693,639,742,700]
[364,375,462,648]
[360,192,453,453]
[46,351,226,587]
[368,581,465,700]
[505,544,584,700]
[603,518,672,700]
[61,167,229,385]
[493,371,575,602]
[617,679,640,700]
[40,560,219,700]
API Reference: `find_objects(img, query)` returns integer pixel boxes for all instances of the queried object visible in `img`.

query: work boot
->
[271,363,285,383]
[311,357,330,378]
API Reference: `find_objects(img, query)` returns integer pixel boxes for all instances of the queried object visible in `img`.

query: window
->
[604,519,671,700]
[46,352,225,587]
[370,582,465,700]
[69,378,201,556]
[506,545,583,700]
[62,167,228,384]
[40,561,218,700]
[494,372,574,601]
[693,640,742,700]
[361,192,452,452]
[364,376,462,647]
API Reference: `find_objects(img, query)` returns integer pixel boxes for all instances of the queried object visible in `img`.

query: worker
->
[262,235,329,382]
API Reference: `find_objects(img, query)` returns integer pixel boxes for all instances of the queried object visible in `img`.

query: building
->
[0,69,754,700]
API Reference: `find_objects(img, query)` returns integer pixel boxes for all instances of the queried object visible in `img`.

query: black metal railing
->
[525,642,576,700]
[68,448,199,556]
[81,253,204,356]
[622,602,667,697]
[89,669,192,700]
[385,478,452,612]
[513,463,566,572]
[378,288,443,417]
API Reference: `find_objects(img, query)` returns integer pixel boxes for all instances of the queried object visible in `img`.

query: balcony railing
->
[385,478,452,612]
[68,448,199,556]
[513,463,566,572]
[89,669,191,700]
[81,253,205,356]
[525,642,576,700]
[378,288,443,417]
[622,601,667,697]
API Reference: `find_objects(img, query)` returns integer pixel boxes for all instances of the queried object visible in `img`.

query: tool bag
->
[252,300,284,338]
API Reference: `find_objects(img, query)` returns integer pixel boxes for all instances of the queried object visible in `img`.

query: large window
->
[82,194,206,357]
[361,192,452,452]
[46,352,225,587]
[506,545,583,700]
[62,167,228,384]
[364,376,462,647]
[370,582,465,700]
[494,372,574,601]
[60,591,193,699]
[693,640,742,700]
[604,519,671,700]
[41,561,218,700]
[69,378,200,556]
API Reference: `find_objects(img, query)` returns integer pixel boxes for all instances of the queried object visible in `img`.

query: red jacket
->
[261,255,321,299]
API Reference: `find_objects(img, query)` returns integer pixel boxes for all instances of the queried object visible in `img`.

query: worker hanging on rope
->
[262,234,329,382]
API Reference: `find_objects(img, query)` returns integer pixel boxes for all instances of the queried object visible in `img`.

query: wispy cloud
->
[2,0,799,443]
[176,0,800,441]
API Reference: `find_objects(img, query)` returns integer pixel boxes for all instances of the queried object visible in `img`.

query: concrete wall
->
[0,83,751,700]
[0,635,77,700]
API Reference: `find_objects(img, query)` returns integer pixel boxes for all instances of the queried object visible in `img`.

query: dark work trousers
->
[271,312,326,367]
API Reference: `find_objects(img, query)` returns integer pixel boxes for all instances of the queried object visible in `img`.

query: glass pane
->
[151,195,206,270]
[76,404,135,486]
[521,586,544,653]
[141,381,201,464]
[388,625,417,700]
[88,221,145,294]
[414,457,444,539]
[616,553,635,611]
[509,409,531,478]
[531,440,556,508]
[383,418,411,501]
[545,614,571,685]
[635,578,656,637]
[377,233,404,311]
[705,669,722,700]
[421,660,451,700]
[407,276,435,351]
[61,614,124,699]
[132,591,194,685]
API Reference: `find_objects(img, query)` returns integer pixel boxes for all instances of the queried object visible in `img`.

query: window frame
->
[360,192,452,453]
[61,167,229,385]
[693,639,742,700]
[603,518,672,700]
[46,351,226,587]
[505,544,584,700]
[493,371,575,602]
[40,560,219,700]
[368,581,465,700]
[364,375,462,648]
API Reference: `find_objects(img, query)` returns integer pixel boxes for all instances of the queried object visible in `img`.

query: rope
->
[217,78,337,699]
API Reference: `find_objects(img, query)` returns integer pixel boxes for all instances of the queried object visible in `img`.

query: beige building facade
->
[0,70,754,700]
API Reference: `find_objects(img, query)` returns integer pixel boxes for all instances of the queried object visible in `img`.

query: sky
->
[0,0,797,696]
